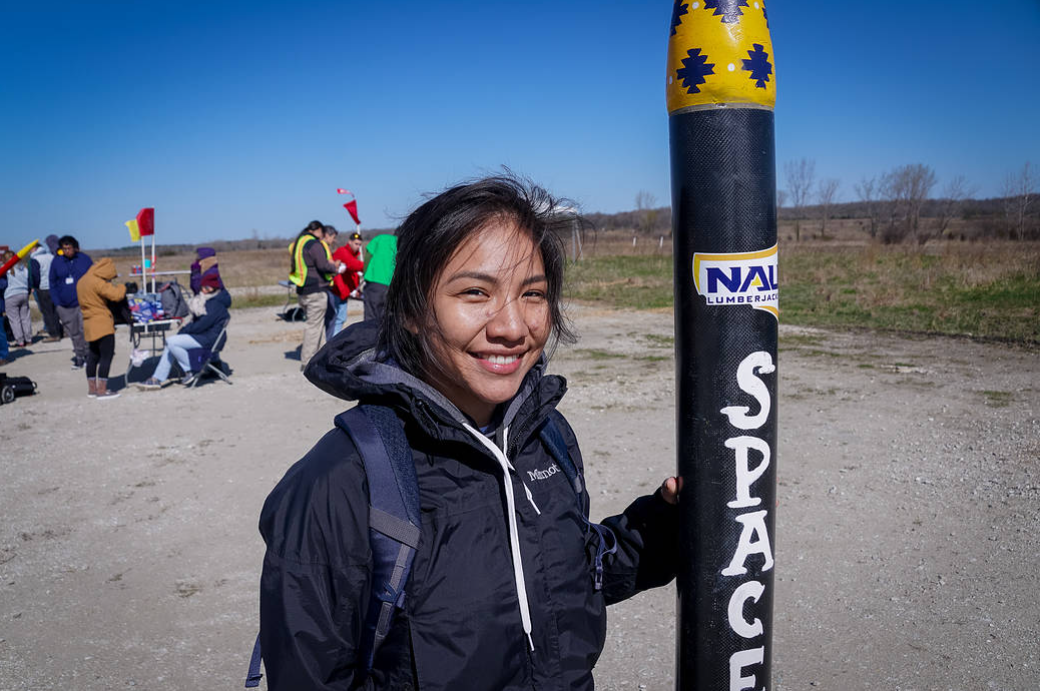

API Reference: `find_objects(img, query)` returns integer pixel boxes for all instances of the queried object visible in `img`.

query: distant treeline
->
[587,197,1017,228]
[93,193,1033,255]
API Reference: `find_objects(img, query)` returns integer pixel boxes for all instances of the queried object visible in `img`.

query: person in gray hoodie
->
[30,235,62,341]
[3,255,33,347]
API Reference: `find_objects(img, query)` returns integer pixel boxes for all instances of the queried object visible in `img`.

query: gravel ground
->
[0,305,1037,690]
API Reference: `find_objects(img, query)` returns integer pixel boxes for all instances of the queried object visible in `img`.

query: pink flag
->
[336,188,352,195]
[343,200,360,225]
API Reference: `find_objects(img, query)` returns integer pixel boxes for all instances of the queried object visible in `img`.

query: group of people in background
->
[3,221,392,382]
[287,220,396,369]
[1,235,233,400]
[1,235,93,368]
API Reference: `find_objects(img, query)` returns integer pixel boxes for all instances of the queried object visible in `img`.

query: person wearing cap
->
[327,230,365,338]
[137,272,231,389]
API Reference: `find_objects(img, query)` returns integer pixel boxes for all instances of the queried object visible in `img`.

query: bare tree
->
[634,190,659,236]
[816,178,841,239]
[854,176,884,239]
[935,175,977,238]
[784,158,816,241]
[776,189,787,210]
[1001,162,1036,240]
[884,163,936,244]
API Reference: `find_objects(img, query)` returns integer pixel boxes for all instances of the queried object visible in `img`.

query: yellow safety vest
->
[288,234,334,287]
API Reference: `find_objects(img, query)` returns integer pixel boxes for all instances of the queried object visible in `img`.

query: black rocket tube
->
[667,3,778,690]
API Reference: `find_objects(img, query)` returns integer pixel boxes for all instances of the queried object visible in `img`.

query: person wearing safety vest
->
[288,220,344,368]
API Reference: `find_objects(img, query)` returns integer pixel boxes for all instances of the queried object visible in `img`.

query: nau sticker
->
[693,245,778,318]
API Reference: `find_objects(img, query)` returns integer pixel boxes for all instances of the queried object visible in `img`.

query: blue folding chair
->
[183,316,232,388]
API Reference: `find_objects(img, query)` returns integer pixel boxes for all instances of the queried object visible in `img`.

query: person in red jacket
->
[327,230,364,339]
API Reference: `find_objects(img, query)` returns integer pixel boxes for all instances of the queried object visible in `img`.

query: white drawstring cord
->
[462,423,536,652]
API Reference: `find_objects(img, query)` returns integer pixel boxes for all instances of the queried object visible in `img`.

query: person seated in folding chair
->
[136,273,231,389]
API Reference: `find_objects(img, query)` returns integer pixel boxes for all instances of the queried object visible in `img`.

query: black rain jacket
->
[258,320,679,690]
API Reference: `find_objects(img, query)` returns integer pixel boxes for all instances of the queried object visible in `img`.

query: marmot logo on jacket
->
[528,463,560,482]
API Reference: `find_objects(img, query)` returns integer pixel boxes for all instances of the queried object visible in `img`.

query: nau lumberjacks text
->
[693,245,778,318]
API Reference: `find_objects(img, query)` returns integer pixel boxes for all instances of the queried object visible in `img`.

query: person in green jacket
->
[362,233,396,323]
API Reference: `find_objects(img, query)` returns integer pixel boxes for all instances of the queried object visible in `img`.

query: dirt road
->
[1,305,1036,690]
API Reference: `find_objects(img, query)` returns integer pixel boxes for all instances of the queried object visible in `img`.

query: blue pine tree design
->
[704,0,749,24]
[741,43,772,88]
[671,1,689,36]
[677,48,715,93]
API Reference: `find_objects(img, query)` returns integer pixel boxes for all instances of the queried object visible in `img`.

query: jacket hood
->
[89,257,118,281]
[304,320,566,449]
[32,246,52,257]
[45,235,60,254]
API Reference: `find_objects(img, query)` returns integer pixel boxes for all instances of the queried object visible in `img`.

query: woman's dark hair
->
[302,220,324,236]
[382,173,582,379]
[324,225,338,237]
[58,235,79,249]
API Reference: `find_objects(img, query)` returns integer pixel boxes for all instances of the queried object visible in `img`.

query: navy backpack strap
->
[539,412,617,590]
[335,404,421,673]
[539,413,583,497]
[244,404,419,687]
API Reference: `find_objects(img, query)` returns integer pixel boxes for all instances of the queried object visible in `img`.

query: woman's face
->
[425,221,551,426]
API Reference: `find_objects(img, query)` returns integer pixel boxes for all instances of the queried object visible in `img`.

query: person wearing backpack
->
[256,175,681,690]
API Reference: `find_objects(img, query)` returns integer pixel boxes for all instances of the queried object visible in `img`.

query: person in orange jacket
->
[76,257,134,399]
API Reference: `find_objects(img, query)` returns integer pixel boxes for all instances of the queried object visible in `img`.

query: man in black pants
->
[30,241,62,341]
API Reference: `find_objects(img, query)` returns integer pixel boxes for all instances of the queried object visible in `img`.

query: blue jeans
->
[151,334,203,381]
[327,294,350,340]
[0,317,8,360]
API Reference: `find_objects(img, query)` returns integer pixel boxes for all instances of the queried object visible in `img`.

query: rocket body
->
[666,3,778,689]
[0,240,40,278]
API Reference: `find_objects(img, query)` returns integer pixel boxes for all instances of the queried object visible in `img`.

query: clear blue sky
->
[2,0,1038,249]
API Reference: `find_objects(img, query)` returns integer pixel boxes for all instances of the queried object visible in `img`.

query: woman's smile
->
[472,351,524,373]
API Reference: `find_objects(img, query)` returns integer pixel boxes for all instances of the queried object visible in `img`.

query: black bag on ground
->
[0,373,38,404]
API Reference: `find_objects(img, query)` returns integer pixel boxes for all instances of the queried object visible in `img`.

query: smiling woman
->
[256,174,682,691]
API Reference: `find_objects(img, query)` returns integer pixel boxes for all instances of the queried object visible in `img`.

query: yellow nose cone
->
[667,0,776,113]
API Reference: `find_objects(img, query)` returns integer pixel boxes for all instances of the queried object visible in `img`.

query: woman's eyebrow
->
[444,271,547,285]
[520,274,547,287]
[445,271,497,284]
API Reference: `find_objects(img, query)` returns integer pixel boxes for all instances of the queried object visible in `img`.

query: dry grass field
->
[76,224,1039,346]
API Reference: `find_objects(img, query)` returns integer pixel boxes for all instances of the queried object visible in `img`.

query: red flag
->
[136,207,155,237]
[336,188,352,195]
[343,200,360,225]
